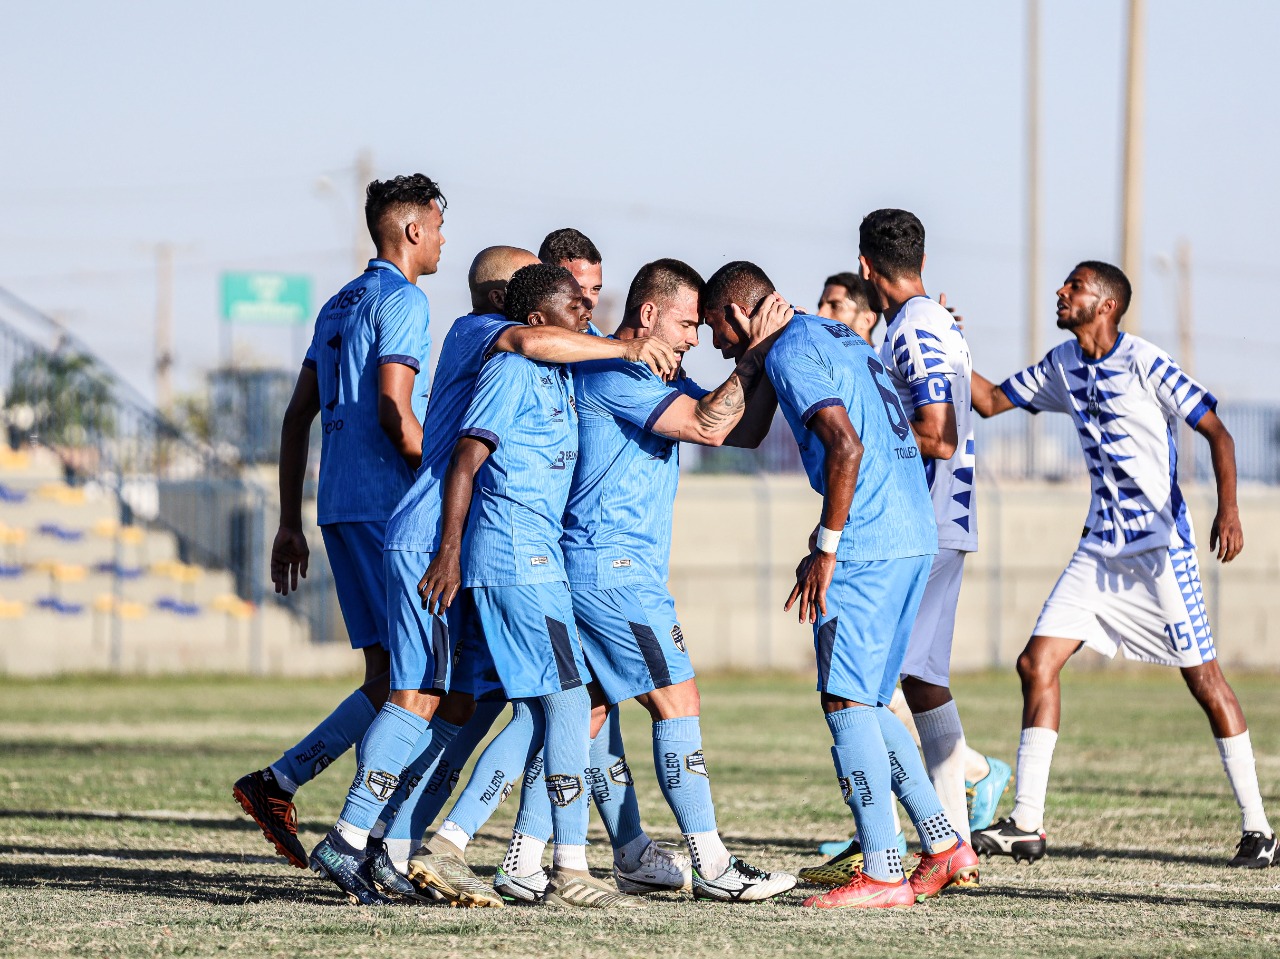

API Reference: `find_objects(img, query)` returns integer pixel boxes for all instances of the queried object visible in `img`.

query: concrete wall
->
[668,475,1280,674]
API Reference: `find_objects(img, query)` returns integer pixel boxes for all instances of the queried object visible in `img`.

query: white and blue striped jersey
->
[303,259,431,525]
[879,296,978,551]
[766,313,938,562]
[384,313,516,553]
[562,356,710,589]
[459,352,578,587]
[1000,333,1217,558]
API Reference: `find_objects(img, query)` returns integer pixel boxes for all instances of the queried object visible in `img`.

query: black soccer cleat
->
[365,839,420,898]
[971,817,1047,864]
[1227,831,1278,869]
[233,768,307,868]
[309,831,395,906]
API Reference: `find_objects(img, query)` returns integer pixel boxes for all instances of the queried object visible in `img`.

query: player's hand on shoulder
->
[270,525,309,596]
[734,292,794,350]
[938,292,964,332]
[1210,504,1243,563]
[624,337,679,380]
[784,549,836,624]
[419,549,461,615]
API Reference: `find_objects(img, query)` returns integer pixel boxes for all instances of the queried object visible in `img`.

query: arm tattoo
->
[692,353,764,435]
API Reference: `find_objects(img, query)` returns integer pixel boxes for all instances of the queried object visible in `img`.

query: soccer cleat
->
[692,856,796,903]
[365,839,419,899]
[802,872,915,910]
[613,840,692,894]
[405,846,505,908]
[965,756,1013,832]
[971,817,1047,864]
[800,831,909,888]
[309,832,395,906]
[232,769,307,868]
[908,837,980,900]
[541,867,647,909]
[1227,831,1278,869]
[493,866,549,903]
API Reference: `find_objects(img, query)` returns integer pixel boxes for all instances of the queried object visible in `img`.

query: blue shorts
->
[471,582,587,699]
[385,548,452,691]
[572,582,695,705]
[814,554,932,705]
[321,521,389,650]
[449,590,506,702]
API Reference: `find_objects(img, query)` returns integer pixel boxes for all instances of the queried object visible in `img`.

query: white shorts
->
[899,548,966,686]
[1033,547,1216,668]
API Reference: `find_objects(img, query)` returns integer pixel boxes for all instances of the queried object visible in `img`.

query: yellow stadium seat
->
[92,518,120,538]
[117,527,146,546]
[51,563,88,583]
[0,598,25,619]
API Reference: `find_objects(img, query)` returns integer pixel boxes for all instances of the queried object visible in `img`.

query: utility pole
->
[1025,0,1042,476]
[1175,239,1197,481]
[154,242,174,415]
[1120,0,1147,334]
[353,148,375,273]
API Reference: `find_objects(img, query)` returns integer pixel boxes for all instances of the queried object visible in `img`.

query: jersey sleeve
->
[887,321,956,410]
[475,314,518,361]
[766,328,843,426]
[459,354,522,448]
[1146,350,1218,427]
[302,331,319,370]
[999,353,1069,414]
[582,361,700,433]
[375,284,430,372]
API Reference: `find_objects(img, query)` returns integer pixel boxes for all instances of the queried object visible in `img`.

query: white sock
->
[915,701,971,843]
[1217,731,1273,836]
[383,837,414,870]
[1010,727,1057,832]
[614,833,651,871]
[685,830,731,879]
[552,843,589,871]
[433,819,471,854]
[501,830,547,877]
[964,747,990,784]
[888,688,922,747]
[267,763,298,795]
[334,818,370,850]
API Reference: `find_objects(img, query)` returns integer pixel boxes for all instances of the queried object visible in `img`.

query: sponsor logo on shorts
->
[550,450,578,470]
[685,750,708,778]
[611,558,632,569]
[671,624,686,653]
[364,769,400,801]
[530,556,549,566]
[609,757,633,786]
[546,773,584,807]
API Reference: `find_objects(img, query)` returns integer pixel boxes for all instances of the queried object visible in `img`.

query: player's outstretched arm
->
[418,436,491,614]
[272,366,320,596]
[784,405,862,624]
[1195,409,1243,562]
[971,370,1016,418]
[378,362,424,471]
[493,325,678,379]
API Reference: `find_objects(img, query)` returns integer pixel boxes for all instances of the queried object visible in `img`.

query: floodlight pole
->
[154,241,175,415]
[1025,0,1042,476]
[1121,0,1147,335]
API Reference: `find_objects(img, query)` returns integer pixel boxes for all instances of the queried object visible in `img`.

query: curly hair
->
[538,228,601,265]
[364,174,446,241]
[858,208,925,280]
[503,263,577,325]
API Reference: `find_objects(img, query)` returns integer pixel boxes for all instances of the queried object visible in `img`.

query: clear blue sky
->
[3,0,1277,400]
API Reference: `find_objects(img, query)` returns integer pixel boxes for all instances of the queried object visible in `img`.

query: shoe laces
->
[730,857,767,881]
[267,797,298,833]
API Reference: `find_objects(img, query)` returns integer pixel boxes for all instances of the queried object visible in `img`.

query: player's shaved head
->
[703,261,776,317]
[468,245,540,313]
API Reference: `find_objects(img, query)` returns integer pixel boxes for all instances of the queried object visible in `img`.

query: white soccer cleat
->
[692,856,796,903]
[613,839,692,894]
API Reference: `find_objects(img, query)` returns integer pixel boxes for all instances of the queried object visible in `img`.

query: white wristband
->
[815,525,842,554]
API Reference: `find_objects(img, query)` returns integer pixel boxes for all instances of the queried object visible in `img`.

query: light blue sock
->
[875,705,955,854]
[652,716,717,834]
[536,687,592,847]
[382,718,462,847]
[397,698,506,833]
[269,689,377,793]
[338,703,428,833]
[586,705,644,850]
[512,748,551,842]
[827,705,902,881]
[445,700,543,837]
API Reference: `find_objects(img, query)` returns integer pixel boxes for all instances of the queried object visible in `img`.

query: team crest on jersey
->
[685,750,708,777]
[609,757,633,786]
[364,768,400,801]
[671,624,686,653]
[546,774,584,807]
[838,776,852,802]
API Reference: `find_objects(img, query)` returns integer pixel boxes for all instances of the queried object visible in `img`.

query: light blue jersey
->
[384,313,516,552]
[303,259,431,525]
[562,357,708,588]
[460,352,578,587]
[766,313,937,562]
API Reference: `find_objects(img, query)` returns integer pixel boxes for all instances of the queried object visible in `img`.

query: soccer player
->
[725,259,978,908]
[817,271,881,345]
[969,261,1276,868]
[486,259,797,904]
[540,228,603,316]
[232,174,445,871]
[418,263,643,910]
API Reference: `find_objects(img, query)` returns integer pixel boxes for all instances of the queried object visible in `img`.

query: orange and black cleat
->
[233,769,307,868]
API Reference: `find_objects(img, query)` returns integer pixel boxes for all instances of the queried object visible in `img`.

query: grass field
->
[2,669,1278,958]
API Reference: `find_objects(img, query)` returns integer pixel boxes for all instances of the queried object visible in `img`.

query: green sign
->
[221,272,312,325]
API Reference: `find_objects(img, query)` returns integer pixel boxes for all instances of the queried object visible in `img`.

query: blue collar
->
[1080,331,1125,365]
[364,258,407,279]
